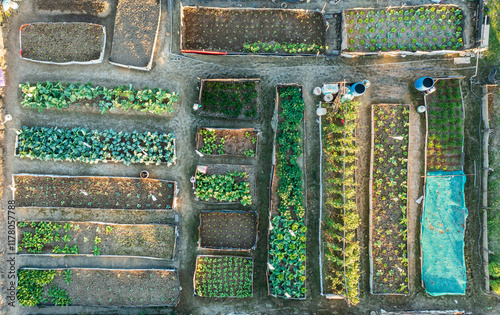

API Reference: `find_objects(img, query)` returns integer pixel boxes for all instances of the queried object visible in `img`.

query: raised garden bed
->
[426,78,464,171]
[194,164,254,206]
[320,100,360,304]
[194,255,253,298]
[370,104,409,295]
[267,85,307,299]
[196,127,258,157]
[343,5,464,53]
[109,0,160,70]
[182,7,326,54]
[17,268,180,306]
[198,79,260,120]
[20,23,105,64]
[20,81,178,115]
[199,211,257,250]
[17,221,177,259]
[35,0,110,16]
[15,126,176,165]
[13,174,176,210]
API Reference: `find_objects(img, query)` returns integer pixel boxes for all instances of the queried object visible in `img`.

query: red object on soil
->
[181,49,227,55]
[341,118,345,124]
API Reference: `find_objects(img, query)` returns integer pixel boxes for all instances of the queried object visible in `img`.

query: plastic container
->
[415,77,434,91]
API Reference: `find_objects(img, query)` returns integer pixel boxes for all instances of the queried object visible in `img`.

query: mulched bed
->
[182,7,326,53]
[371,104,409,295]
[199,80,260,120]
[35,0,109,16]
[199,211,257,250]
[20,23,104,63]
[18,268,180,306]
[17,221,176,259]
[109,0,160,68]
[196,127,258,156]
[14,175,176,210]
[426,78,464,172]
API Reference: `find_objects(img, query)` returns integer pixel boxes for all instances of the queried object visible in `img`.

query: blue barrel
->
[415,77,434,91]
[350,83,366,96]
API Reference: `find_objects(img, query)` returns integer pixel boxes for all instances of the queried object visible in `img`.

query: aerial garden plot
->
[370,104,410,295]
[267,85,307,299]
[194,164,254,206]
[199,211,257,250]
[194,256,253,298]
[343,5,465,52]
[20,22,105,63]
[425,78,464,171]
[20,81,179,115]
[35,0,110,16]
[182,7,326,54]
[320,100,360,304]
[17,268,180,306]
[17,221,177,259]
[198,79,260,119]
[196,127,258,157]
[15,126,176,165]
[13,174,176,210]
[109,0,160,69]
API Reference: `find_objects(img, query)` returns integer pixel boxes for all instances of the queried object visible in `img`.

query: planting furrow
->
[320,100,360,304]
[370,104,410,295]
[267,85,307,299]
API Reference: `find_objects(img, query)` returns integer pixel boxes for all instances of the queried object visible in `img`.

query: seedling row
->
[199,211,257,250]
[196,127,258,157]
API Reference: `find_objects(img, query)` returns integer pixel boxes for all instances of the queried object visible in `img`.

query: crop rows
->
[195,171,252,205]
[16,126,176,165]
[200,80,259,119]
[321,100,360,304]
[268,86,307,299]
[20,81,178,114]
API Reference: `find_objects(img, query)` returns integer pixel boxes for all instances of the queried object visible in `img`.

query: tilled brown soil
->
[196,127,258,156]
[109,0,160,68]
[35,0,109,16]
[20,23,104,63]
[23,268,180,306]
[182,7,326,53]
[14,175,176,210]
[199,211,257,249]
[17,221,176,259]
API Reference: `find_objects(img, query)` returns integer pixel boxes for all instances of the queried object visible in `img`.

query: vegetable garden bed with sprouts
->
[199,211,257,250]
[182,7,326,54]
[196,127,258,157]
[17,221,177,259]
[17,268,180,307]
[343,5,464,52]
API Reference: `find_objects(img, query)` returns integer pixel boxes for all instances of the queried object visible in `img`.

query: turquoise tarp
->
[421,170,468,296]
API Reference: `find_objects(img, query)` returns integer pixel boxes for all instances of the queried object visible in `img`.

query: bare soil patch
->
[196,127,258,157]
[14,175,176,210]
[20,23,105,63]
[199,211,257,250]
[17,221,176,259]
[182,7,326,53]
[109,0,160,68]
[35,0,110,16]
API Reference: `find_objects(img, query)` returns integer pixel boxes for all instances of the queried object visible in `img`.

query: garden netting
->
[421,170,468,296]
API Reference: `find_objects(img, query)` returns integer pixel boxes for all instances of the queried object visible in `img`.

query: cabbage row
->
[20,81,178,114]
[16,126,176,165]
[268,86,306,299]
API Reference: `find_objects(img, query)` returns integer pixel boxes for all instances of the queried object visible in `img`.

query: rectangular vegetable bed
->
[369,104,410,295]
[181,6,326,54]
[196,127,258,157]
[198,79,261,120]
[20,22,105,64]
[20,81,178,115]
[267,84,307,300]
[15,126,176,166]
[425,78,464,172]
[199,211,257,250]
[109,0,160,70]
[193,255,253,298]
[35,0,110,16]
[17,268,180,307]
[17,221,177,259]
[320,100,360,304]
[194,164,255,206]
[343,5,464,53]
[13,174,176,210]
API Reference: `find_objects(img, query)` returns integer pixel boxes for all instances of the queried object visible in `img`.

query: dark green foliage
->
[201,81,258,118]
